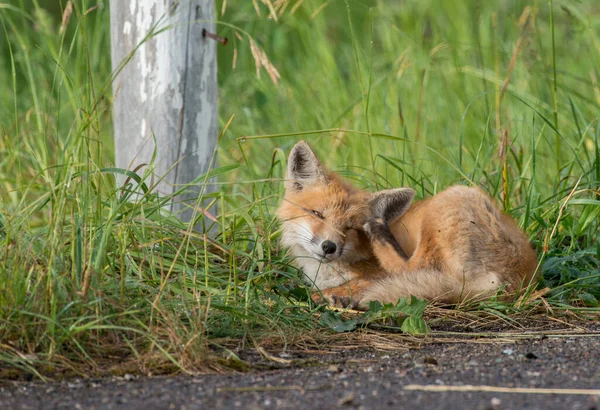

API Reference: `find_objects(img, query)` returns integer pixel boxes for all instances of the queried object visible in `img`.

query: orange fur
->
[277,141,539,309]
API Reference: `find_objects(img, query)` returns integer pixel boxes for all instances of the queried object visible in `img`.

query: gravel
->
[2,328,600,410]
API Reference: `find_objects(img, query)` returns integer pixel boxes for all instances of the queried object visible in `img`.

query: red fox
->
[276,141,538,309]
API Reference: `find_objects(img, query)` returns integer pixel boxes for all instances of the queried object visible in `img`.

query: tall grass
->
[1,0,599,378]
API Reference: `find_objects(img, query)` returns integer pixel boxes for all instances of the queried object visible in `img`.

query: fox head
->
[276,140,415,267]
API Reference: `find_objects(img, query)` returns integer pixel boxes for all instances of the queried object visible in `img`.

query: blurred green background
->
[3,1,599,201]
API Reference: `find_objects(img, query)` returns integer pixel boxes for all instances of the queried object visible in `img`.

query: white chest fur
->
[289,245,356,289]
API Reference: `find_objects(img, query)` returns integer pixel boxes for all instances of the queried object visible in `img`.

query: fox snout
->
[313,235,343,261]
[321,240,337,255]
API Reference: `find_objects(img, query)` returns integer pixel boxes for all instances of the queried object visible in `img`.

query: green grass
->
[1,0,600,378]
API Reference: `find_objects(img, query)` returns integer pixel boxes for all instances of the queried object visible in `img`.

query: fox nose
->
[321,240,337,255]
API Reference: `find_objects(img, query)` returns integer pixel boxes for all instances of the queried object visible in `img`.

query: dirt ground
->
[1,322,599,410]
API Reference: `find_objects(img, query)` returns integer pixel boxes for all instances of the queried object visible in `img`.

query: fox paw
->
[311,291,359,309]
[363,218,409,259]
[363,217,387,240]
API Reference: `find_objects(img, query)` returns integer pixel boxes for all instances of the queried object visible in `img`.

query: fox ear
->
[285,140,327,192]
[369,188,416,222]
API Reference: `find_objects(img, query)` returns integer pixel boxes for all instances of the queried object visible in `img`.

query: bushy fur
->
[277,141,539,309]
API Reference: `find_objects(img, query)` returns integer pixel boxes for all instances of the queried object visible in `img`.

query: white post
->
[110,0,218,225]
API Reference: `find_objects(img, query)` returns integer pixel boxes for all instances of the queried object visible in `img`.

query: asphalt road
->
[2,327,600,409]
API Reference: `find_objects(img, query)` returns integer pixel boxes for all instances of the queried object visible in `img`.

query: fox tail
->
[358,269,503,308]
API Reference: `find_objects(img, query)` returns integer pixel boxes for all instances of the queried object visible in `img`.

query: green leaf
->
[576,204,600,235]
[567,199,600,206]
[401,315,430,335]
[367,300,383,312]
[99,167,149,194]
[320,311,358,333]
[287,286,311,303]
[395,295,428,317]
[357,296,429,334]
[580,292,598,307]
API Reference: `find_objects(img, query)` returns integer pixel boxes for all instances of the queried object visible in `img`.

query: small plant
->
[543,248,600,306]
[320,296,430,335]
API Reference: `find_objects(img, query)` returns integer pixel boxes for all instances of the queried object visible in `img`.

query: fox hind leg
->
[363,187,416,274]
[364,217,410,274]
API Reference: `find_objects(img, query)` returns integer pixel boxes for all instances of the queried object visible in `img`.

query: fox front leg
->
[311,290,357,309]
[311,278,372,310]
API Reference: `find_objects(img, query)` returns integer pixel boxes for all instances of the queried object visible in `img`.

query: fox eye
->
[311,210,324,219]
